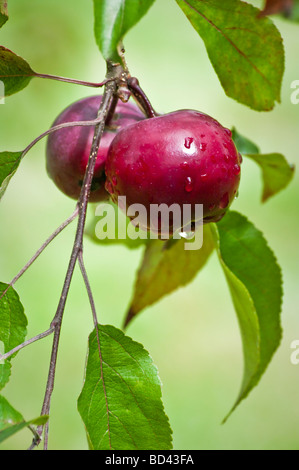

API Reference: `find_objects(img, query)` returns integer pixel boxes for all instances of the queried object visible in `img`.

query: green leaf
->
[124,226,215,327]
[0,283,27,390]
[175,0,284,111]
[0,151,23,200]
[245,153,295,202]
[290,0,299,21]
[86,201,149,250]
[0,1,8,28]
[232,128,294,202]
[0,395,48,444]
[0,396,23,428]
[0,47,36,96]
[78,324,172,450]
[93,0,156,62]
[210,211,282,420]
[0,363,11,392]
[231,127,260,155]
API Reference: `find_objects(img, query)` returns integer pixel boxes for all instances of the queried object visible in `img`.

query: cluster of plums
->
[46,95,241,232]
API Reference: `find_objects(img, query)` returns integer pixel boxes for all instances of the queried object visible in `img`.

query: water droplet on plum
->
[185,176,193,192]
[224,128,232,137]
[233,164,241,175]
[219,192,229,209]
[184,137,194,149]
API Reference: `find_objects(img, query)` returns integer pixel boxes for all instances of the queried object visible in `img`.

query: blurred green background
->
[0,0,298,450]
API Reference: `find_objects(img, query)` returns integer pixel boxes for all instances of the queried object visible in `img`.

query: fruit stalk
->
[127,77,157,118]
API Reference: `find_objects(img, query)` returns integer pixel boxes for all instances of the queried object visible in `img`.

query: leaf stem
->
[21,115,112,162]
[34,72,111,88]
[78,250,99,331]
[78,249,111,448]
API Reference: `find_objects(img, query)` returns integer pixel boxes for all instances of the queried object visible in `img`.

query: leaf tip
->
[123,308,135,329]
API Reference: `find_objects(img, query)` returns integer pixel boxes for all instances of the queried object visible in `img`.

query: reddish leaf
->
[0,1,8,28]
[259,0,294,17]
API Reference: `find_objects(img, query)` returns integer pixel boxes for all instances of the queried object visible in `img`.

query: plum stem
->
[127,76,158,118]
[105,93,119,127]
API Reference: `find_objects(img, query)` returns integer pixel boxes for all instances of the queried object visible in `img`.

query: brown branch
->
[30,61,122,450]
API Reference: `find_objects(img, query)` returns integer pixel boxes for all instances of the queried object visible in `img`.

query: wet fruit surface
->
[46,95,145,202]
[105,110,241,233]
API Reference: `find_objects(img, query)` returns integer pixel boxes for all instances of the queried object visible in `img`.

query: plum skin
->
[46,95,145,202]
[105,110,241,233]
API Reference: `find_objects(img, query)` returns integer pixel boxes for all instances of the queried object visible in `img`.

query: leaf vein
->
[181,0,271,86]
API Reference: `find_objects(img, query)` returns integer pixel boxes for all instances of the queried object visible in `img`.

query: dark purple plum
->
[105,110,241,233]
[46,95,145,202]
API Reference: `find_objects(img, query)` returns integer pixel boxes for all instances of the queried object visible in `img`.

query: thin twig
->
[27,424,43,450]
[78,250,99,330]
[78,249,111,448]
[21,115,112,162]
[0,327,54,362]
[27,438,40,451]
[39,326,61,450]
[35,73,111,88]
[0,207,79,302]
